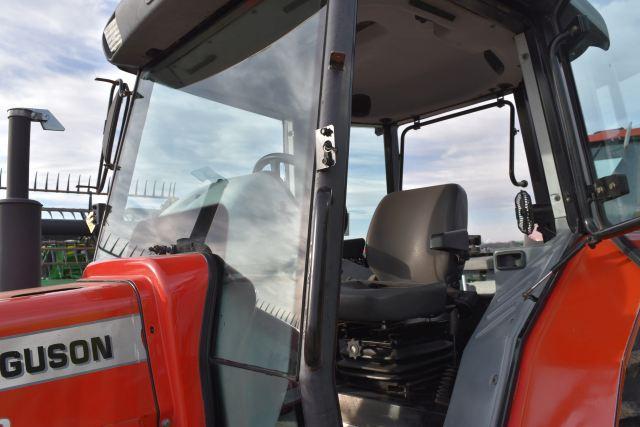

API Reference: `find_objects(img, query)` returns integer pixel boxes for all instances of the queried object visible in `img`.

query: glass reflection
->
[570,0,640,224]
[97,1,327,384]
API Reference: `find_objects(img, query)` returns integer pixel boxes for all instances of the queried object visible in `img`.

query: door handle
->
[495,250,526,270]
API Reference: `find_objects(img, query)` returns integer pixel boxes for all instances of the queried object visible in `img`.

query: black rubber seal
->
[198,252,226,427]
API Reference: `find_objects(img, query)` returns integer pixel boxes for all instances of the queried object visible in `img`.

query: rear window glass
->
[402,99,536,248]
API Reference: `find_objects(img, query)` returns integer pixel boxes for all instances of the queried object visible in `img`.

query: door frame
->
[299,1,358,426]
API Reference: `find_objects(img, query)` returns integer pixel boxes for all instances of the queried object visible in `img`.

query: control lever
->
[430,229,470,260]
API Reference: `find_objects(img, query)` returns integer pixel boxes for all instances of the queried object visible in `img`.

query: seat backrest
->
[366,184,468,284]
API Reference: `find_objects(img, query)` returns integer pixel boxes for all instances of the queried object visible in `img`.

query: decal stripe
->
[0,315,146,392]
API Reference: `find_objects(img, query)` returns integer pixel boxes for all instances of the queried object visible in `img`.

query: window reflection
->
[570,0,640,224]
[97,0,327,385]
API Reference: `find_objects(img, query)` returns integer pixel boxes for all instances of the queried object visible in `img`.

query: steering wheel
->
[252,153,299,180]
[253,153,301,201]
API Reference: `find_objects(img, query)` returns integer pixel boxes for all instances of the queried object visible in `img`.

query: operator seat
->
[339,184,468,322]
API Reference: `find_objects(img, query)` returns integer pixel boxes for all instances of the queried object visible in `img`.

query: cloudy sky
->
[346,104,532,242]
[0,0,535,243]
[1,0,634,243]
[0,0,126,210]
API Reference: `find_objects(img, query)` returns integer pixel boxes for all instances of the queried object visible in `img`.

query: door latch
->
[316,125,336,171]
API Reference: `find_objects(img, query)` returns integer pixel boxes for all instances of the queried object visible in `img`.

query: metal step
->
[339,390,445,427]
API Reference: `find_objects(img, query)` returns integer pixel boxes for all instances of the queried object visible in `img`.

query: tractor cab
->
[84,0,640,425]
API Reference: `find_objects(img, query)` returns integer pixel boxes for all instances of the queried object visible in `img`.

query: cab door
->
[298,1,358,427]
[94,0,355,425]
[201,0,358,421]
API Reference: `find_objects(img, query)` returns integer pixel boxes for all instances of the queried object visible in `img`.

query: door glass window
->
[346,127,386,238]
[570,0,640,225]
[97,1,327,424]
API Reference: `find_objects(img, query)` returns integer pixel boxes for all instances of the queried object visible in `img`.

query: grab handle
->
[304,186,332,369]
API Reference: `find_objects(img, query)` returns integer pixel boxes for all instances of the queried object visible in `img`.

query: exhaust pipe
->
[0,109,64,291]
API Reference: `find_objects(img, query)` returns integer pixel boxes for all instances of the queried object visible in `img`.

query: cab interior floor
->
[338,386,447,427]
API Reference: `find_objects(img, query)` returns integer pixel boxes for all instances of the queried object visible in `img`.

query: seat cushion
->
[339,280,447,322]
[341,259,373,282]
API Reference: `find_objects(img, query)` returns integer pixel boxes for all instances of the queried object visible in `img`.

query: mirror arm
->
[104,91,131,171]
[96,77,118,116]
[96,158,110,193]
[95,153,105,190]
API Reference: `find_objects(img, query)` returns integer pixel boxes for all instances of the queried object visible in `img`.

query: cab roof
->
[103,0,587,123]
[352,0,523,124]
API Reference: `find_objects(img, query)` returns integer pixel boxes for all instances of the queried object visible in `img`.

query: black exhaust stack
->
[0,109,64,291]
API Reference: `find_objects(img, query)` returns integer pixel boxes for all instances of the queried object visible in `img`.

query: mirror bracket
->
[557,1,610,60]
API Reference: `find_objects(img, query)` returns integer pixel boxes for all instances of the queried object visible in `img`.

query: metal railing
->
[0,169,177,200]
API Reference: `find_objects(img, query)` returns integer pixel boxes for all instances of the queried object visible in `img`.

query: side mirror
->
[561,0,610,60]
[101,86,123,167]
[93,78,131,192]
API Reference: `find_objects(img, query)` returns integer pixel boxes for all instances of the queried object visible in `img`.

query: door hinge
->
[591,174,629,202]
[316,125,337,171]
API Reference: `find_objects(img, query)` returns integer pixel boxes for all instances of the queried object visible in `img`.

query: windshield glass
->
[97,0,326,386]
[570,0,640,225]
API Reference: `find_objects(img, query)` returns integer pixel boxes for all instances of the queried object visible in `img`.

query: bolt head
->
[320,127,333,137]
[323,154,334,167]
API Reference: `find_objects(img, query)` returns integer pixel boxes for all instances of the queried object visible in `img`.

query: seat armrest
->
[343,238,366,260]
[430,229,470,257]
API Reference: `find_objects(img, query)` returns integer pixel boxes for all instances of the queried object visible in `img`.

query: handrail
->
[304,186,332,369]
[399,98,527,188]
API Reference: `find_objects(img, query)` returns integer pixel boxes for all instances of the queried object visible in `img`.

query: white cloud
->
[0,0,131,208]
